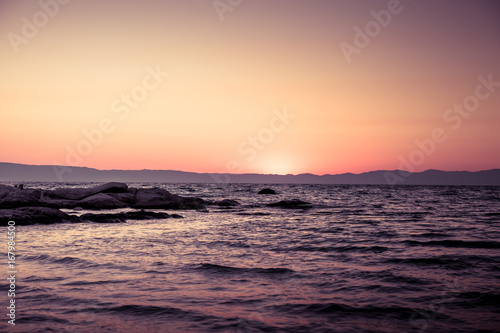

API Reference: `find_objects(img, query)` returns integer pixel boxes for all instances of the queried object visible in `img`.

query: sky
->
[1,0,499,175]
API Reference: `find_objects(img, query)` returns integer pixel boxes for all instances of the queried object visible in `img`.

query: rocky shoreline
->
[0,182,205,225]
[0,182,312,225]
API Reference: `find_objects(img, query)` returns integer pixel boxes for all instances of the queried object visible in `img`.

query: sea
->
[2,183,500,333]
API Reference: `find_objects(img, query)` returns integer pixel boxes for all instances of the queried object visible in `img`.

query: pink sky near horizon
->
[1,0,499,175]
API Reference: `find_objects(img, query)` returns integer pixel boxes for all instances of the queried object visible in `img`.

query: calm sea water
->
[2,183,500,333]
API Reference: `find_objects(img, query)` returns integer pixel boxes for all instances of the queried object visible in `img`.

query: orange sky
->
[1,0,499,175]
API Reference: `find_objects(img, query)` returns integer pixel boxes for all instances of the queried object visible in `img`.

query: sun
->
[257,157,295,175]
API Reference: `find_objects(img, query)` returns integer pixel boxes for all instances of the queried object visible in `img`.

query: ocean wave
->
[385,257,470,270]
[275,245,388,254]
[23,276,66,283]
[454,292,500,308]
[270,302,415,319]
[340,269,435,286]
[194,263,294,276]
[21,253,135,271]
[17,314,70,324]
[414,232,452,238]
[484,211,500,215]
[79,303,257,331]
[207,240,253,248]
[22,254,97,267]
[104,304,190,317]
[404,240,500,249]
[62,279,128,286]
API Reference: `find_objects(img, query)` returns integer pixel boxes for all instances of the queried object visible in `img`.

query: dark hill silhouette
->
[0,162,499,185]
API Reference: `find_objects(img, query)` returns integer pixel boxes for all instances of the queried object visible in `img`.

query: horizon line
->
[1,161,499,177]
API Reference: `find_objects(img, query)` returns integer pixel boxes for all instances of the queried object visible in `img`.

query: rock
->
[0,184,14,199]
[79,213,126,223]
[236,212,271,216]
[258,188,277,195]
[123,210,173,220]
[132,187,205,210]
[0,207,78,225]
[0,188,43,208]
[268,199,312,209]
[0,183,203,212]
[132,188,177,207]
[79,210,181,223]
[47,182,128,200]
[216,199,240,207]
[106,188,137,205]
[78,193,128,209]
[40,187,136,209]
[40,197,80,209]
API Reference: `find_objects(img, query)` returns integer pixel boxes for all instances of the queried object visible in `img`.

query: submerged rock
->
[215,199,240,207]
[79,213,126,223]
[268,199,312,209]
[258,188,277,195]
[79,210,182,223]
[236,212,271,216]
[123,210,176,220]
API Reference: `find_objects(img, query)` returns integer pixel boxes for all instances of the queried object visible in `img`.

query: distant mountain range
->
[0,162,499,185]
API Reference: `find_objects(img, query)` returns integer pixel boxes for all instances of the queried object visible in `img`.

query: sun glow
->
[258,157,296,175]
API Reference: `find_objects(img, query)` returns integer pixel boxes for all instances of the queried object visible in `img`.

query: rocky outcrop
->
[258,188,277,194]
[0,182,205,224]
[106,189,137,205]
[0,207,185,225]
[46,182,129,200]
[0,207,78,225]
[268,199,312,209]
[78,193,128,209]
[0,183,205,211]
[0,187,43,208]
[132,187,205,209]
